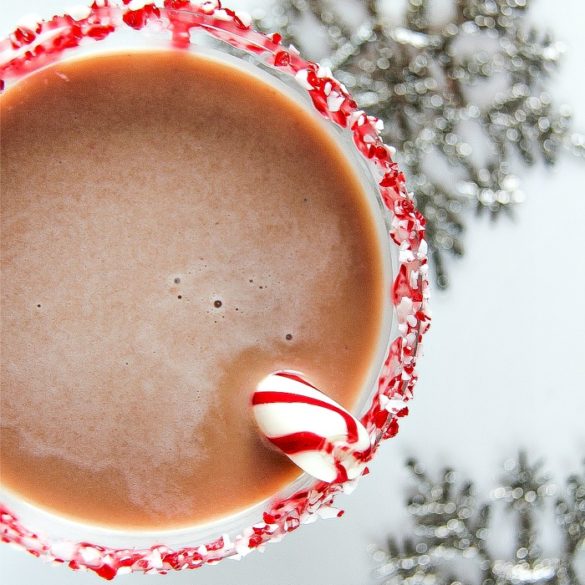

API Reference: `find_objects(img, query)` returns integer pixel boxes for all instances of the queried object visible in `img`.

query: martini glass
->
[0,1,429,578]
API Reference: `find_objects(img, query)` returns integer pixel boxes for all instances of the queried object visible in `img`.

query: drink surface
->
[0,51,384,530]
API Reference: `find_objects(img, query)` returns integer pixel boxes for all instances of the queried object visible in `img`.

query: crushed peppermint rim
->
[0,0,431,579]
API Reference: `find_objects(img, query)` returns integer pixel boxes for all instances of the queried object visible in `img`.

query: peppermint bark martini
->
[0,1,429,578]
[1,48,383,529]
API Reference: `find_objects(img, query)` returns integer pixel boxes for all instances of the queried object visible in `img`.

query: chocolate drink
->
[0,51,384,530]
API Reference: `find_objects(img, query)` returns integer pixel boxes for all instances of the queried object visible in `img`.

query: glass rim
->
[0,1,431,579]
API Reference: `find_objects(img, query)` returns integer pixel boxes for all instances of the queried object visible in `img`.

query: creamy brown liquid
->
[0,51,383,530]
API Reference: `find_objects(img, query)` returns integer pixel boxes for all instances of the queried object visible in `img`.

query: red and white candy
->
[251,371,371,483]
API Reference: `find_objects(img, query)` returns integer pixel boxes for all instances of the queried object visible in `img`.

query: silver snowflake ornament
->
[257,0,585,288]
[370,454,585,585]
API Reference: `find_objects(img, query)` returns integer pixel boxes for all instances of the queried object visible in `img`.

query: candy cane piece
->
[251,371,371,483]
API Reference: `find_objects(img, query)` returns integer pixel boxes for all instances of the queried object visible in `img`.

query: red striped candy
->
[251,371,371,483]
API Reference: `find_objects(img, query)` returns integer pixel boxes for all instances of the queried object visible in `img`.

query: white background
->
[1,1,584,583]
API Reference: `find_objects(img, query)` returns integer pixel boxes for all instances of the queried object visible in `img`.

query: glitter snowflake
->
[257,0,585,288]
[369,454,585,585]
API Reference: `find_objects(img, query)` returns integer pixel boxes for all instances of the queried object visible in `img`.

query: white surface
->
[1,1,584,583]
